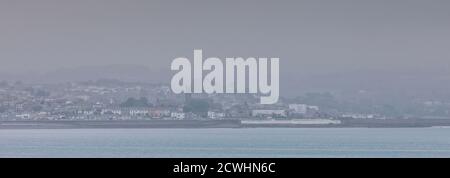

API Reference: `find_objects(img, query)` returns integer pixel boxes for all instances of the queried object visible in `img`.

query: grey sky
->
[1,0,450,96]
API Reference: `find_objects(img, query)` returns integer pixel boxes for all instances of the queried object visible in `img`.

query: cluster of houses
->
[7,103,324,121]
[0,80,389,121]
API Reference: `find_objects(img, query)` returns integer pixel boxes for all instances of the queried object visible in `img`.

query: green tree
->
[120,97,151,107]
[183,99,210,114]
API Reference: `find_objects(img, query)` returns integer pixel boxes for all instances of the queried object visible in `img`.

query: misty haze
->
[2,0,450,158]
[1,0,450,119]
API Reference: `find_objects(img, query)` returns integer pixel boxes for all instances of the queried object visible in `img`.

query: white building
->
[252,110,287,118]
[207,111,226,119]
[342,113,376,119]
[129,110,148,117]
[149,109,171,118]
[307,105,319,111]
[171,112,185,120]
[289,104,319,114]
[101,109,122,115]
[289,104,307,114]
[15,114,30,119]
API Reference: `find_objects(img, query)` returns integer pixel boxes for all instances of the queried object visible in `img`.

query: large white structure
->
[342,113,376,119]
[252,110,286,118]
[289,104,319,114]
[242,119,341,125]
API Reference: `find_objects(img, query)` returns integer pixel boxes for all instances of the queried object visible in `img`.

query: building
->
[289,104,319,114]
[149,108,171,118]
[15,113,30,119]
[101,108,122,115]
[129,109,149,117]
[171,112,185,120]
[289,104,308,114]
[207,111,226,119]
[342,113,376,119]
[252,110,287,118]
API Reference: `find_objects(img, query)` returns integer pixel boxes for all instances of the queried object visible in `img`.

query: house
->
[149,108,171,118]
[101,108,122,115]
[15,113,30,119]
[171,112,185,120]
[289,104,319,114]
[207,111,226,119]
[129,109,149,117]
[289,104,307,114]
[252,110,286,118]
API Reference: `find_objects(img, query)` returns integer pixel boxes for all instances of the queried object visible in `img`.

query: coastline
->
[2,118,450,129]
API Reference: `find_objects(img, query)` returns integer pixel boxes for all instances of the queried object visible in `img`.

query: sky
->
[1,0,450,96]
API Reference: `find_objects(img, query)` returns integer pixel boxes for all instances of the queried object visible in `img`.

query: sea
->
[1,128,450,158]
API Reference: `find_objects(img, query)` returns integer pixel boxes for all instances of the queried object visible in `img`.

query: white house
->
[129,109,148,117]
[171,112,185,120]
[289,104,319,114]
[289,104,308,114]
[252,110,286,118]
[101,109,122,115]
[15,114,30,119]
[207,111,226,119]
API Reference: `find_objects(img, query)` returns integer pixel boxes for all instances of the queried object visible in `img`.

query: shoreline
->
[1,119,450,129]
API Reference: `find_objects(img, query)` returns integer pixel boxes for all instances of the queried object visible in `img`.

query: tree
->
[120,97,151,107]
[183,99,210,114]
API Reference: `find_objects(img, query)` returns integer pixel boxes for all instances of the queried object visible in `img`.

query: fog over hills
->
[0,65,169,84]
[1,64,450,102]
[1,0,450,100]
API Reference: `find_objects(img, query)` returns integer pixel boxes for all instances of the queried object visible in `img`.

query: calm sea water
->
[1,128,450,158]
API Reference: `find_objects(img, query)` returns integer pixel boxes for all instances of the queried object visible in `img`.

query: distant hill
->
[0,64,172,84]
